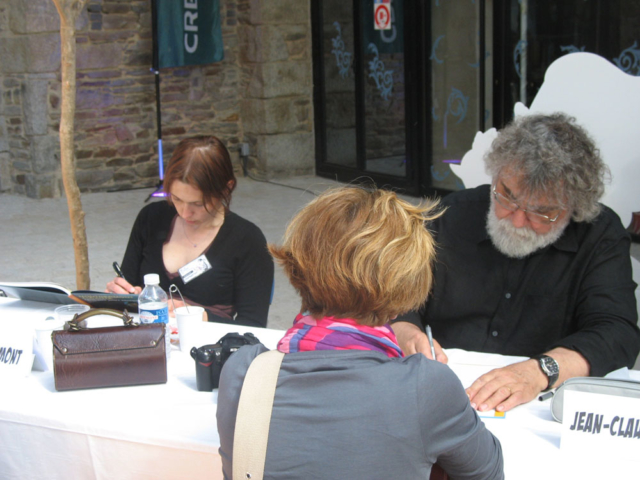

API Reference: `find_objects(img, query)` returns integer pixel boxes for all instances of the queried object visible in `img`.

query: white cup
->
[32,304,91,371]
[55,304,91,324]
[175,306,205,353]
[34,315,69,371]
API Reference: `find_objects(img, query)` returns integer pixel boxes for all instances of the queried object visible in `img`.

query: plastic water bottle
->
[138,273,170,360]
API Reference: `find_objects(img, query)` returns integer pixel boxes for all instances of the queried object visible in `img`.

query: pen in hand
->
[112,261,137,294]
[426,324,437,360]
[112,261,127,282]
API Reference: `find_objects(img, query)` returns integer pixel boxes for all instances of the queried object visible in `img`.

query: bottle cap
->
[143,273,160,286]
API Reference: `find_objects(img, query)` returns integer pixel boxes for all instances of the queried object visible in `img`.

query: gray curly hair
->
[484,113,608,222]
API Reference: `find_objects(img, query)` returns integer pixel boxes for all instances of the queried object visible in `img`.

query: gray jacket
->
[217,344,504,479]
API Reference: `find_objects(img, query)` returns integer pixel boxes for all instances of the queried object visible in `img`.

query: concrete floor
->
[1,174,639,352]
[0,175,342,330]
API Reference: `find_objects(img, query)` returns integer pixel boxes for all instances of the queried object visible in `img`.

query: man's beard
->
[486,197,570,259]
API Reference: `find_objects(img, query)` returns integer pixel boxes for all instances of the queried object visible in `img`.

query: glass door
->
[427,0,488,192]
[312,0,489,196]
[312,0,425,194]
[313,0,639,196]
[361,0,408,177]
[493,0,640,126]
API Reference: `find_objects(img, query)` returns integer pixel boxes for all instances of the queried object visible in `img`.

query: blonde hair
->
[269,186,443,326]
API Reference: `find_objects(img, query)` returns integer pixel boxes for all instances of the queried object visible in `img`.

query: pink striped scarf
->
[277,313,404,358]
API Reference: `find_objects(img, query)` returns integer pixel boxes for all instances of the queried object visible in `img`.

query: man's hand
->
[390,321,448,363]
[465,359,547,412]
[466,347,590,412]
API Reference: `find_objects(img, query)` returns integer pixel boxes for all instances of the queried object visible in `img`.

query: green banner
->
[156,0,223,69]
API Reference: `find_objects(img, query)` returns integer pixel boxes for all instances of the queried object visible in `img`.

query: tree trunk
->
[52,0,90,290]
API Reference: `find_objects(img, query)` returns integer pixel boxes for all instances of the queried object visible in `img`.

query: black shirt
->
[121,201,274,328]
[397,185,639,376]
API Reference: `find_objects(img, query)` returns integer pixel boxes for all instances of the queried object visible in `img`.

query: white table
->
[0,298,283,480]
[1,298,638,479]
[446,350,640,479]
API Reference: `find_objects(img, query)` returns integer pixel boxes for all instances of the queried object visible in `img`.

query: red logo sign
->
[374,4,391,31]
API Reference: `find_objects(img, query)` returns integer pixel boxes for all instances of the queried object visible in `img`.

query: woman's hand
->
[105,277,141,295]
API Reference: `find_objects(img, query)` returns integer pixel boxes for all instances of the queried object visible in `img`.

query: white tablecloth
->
[0,298,283,480]
[1,299,638,479]
[446,349,640,479]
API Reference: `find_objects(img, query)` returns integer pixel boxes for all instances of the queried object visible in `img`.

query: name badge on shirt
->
[178,255,212,284]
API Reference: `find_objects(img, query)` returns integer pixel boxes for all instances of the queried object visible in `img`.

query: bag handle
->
[66,308,137,331]
[233,349,285,480]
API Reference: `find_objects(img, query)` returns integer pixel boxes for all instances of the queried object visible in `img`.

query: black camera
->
[190,332,261,391]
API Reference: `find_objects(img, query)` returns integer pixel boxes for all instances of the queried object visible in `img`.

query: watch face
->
[541,356,559,376]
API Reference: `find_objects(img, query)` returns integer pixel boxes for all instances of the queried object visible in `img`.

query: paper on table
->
[446,348,529,367]
[477,409,507,419]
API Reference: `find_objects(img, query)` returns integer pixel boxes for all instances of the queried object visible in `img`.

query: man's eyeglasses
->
[491,184,562,225]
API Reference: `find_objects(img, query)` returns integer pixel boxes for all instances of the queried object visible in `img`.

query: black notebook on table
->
[0,281,139,313]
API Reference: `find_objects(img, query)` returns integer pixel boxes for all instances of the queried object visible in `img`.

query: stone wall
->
[237,0,314,177]
[0,0,314,198]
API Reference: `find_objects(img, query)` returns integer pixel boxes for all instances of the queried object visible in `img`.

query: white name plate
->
[0,320,34,378]
[562,390,640,461]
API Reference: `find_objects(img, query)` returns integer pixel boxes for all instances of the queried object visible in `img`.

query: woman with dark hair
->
[217,186,504,479]
[106,136,274,328]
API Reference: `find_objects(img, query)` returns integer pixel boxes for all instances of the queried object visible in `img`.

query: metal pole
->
[479,0,486,132]
[154,71,164,181]
[148,0,167,199]
[520,0,527,105]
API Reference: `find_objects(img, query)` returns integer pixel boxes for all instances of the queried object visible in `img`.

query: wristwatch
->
[532,355,559,392]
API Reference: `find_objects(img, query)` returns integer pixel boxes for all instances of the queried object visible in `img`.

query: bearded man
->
[392,113,640,412]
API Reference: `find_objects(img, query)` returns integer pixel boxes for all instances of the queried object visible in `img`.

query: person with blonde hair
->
[217,186,504,479]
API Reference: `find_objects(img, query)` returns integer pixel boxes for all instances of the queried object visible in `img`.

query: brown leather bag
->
[52,308,167,391]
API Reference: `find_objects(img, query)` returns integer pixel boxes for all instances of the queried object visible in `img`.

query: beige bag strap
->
[233,349,285,480]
